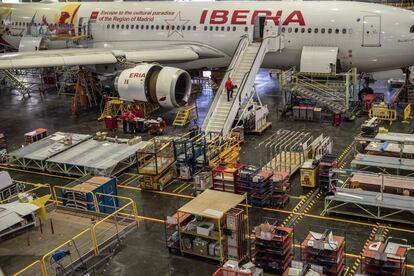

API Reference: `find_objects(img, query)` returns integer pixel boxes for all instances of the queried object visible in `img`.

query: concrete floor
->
[0,69,414,276]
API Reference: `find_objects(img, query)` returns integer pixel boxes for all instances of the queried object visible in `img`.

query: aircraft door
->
[253,16,266,42]
[362,15,381,47]
[78,17,91,37]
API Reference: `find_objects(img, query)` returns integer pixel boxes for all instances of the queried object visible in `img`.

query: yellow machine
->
[300,159,318,188]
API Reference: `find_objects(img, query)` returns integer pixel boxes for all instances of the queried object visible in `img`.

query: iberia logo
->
[90,11,99,21]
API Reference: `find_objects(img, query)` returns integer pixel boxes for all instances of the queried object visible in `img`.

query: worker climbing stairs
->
[173,105,197,127]
[0,69,31,97]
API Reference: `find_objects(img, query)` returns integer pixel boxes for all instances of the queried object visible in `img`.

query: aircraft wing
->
[0,45,222,69]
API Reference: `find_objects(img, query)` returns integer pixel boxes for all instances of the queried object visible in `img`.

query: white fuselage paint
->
[1,1,414,72]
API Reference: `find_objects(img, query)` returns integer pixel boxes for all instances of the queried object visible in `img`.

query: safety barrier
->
[13,186,139,276]
[208,132,241,167]
[402,103,412,124]
[0,181,53,204]
[369,105,397,125]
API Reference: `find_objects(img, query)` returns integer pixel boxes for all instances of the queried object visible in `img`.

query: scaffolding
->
[2,182,138,276]
[324,170,414,224]
[137,137,175,190]
[278,67,358,116]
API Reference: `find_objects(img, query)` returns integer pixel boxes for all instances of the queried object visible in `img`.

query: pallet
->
[247,122,272,135]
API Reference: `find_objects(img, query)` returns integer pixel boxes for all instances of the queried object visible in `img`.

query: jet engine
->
[115,63,191,108]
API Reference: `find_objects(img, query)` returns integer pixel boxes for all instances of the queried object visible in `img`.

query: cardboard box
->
[197,222,214,236]
[193,238,208,255]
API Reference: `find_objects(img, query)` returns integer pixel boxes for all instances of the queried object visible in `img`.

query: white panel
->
[18,36,43,52]
[116,64,157,102]
[300,46,338,74]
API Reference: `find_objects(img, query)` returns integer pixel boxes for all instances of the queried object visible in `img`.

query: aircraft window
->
[335,29,339,34]
[321,28,325,34]
[281,27,286,33]
[307,28,312,33]
[216,26,219,31]
[166,25,169,30]
[111,24,115,29]
[131,25,134,30]
[342,28,346,34]
[156,25,159,30]
[314,28,318,33]
[146,25,149,30]
[107,24,110,29]
[116,24,120,29]
[210,26,213,31]
[161,25,165,30]
[141,25,144,29]
[328,28,332,34]
[193,26,196,31]
[120,25,124,29]
[227,26,230,31]
[233,26,236,31]
[221,26,225,31]
[301,28,305,33]
[177,25,180,30]
[151,25,154,30]
[172,25,175,30]
[126,25,129,29]
[294,28,298,33]
[19,22,21,26]
[288,27,292,33]
[245,26,248,32]
[204,26,207,31]
[410,24,414,33]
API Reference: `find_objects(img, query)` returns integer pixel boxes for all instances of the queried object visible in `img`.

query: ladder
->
[173,106,197,127]
[98,98,125,120]
[0,69,31,97]
[202,34,284,136]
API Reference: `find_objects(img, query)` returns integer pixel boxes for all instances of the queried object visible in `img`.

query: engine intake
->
[115,63,191,108]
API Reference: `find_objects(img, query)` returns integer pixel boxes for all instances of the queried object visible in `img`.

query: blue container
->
[63,175,119,214]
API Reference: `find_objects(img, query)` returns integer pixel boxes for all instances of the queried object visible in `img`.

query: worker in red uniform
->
[225,77,234,102]
[121,111,128,134]
[134,105,143,118]
[127,111,136,134]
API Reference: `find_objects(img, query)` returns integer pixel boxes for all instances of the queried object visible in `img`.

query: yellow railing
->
[40,228,95,276]
[15,188,139,276]
[0,181,54,204]
[369,105,397,125]
[13,260,42,276]
[402,104,412,124]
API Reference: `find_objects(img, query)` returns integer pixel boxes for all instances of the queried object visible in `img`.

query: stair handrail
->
[296,74,339,94]
[201,35,250,132]
[295,78,342,101]
[296,73,346,100]
[224,35,276,134]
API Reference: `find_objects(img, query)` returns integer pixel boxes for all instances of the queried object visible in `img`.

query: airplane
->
[0,1,413,108]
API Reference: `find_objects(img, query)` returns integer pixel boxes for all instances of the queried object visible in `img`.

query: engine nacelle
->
[115,63,191,108]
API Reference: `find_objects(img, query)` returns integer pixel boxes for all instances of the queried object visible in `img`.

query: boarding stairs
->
[292,75,348,113]
[0,69,31,97]
[202,34,284,136]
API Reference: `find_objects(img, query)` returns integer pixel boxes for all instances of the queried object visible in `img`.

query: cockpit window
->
[410,24,414,33]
